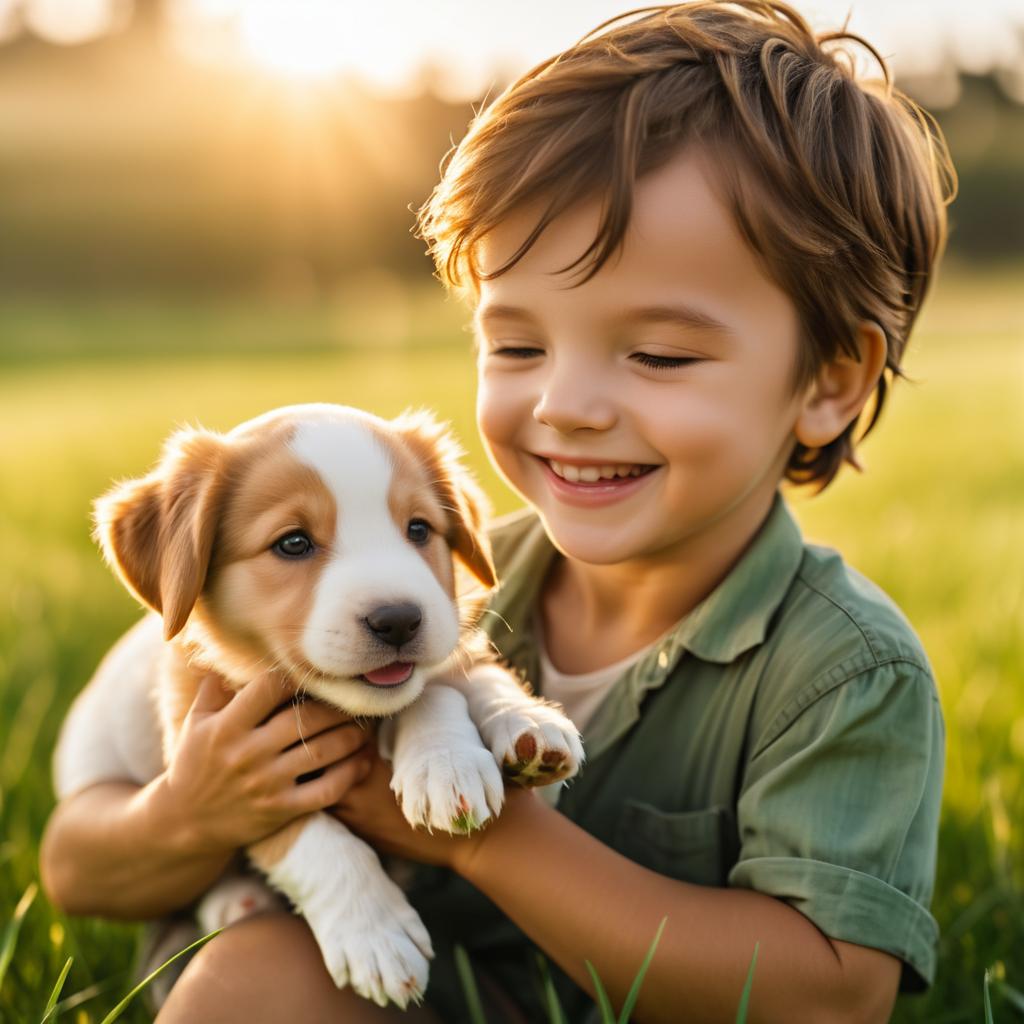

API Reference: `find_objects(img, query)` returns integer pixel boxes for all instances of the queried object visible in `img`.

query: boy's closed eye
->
[490,344,544,359]
[630,352,703,370]
[487,345,705,370]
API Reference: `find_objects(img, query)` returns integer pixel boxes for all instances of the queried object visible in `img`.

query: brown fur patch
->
[94,428,228,639]
[392,412,496,589]
[248,815,313,870]
[379,427,458,600]
[196,422,338,681]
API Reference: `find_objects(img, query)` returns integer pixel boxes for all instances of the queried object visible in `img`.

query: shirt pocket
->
[613,800,737,887]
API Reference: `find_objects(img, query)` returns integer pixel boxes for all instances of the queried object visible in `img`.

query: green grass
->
[1,268,1022,1021]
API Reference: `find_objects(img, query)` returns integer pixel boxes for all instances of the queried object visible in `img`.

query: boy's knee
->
[157,912,327,1021]
[157,912,434,1023]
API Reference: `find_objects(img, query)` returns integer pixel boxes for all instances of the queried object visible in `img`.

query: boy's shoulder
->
[740,517,940,761]
[786,539,932,676]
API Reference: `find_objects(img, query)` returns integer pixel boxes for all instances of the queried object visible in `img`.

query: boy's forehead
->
[475,148,791,332]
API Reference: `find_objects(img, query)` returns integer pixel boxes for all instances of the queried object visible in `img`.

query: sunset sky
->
[3,0,1022,101]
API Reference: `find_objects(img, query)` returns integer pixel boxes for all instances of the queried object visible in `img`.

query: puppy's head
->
[93,404,495,716]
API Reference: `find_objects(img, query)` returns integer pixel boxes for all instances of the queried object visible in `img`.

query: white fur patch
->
[263,812,433,1008]
[287,413,460,716]
[387,684,504,833]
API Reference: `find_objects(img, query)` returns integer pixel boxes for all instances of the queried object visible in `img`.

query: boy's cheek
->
[476,389,525,463]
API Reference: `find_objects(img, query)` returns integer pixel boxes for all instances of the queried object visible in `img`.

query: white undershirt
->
[535,616,655,734]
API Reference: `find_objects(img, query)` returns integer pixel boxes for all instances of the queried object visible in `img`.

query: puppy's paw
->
[482,701,584,787]
[196,875,283,933]
[311,888,433,1008]
[391,742,504,834]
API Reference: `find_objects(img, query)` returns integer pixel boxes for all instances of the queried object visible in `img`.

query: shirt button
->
[657,649,669,669]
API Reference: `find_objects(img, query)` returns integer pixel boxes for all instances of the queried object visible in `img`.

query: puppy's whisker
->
[478,608,512,632]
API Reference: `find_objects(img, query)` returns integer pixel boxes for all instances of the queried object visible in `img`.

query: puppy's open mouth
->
[360,661,415,687]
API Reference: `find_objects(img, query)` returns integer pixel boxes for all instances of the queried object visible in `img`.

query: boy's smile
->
[533,455,657,508]
[474,147,808,573]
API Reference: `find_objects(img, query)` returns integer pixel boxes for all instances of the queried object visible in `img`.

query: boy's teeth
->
[548,459,646,482]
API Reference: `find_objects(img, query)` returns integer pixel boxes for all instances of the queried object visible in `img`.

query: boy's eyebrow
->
[475,302,732,334]
[622,304,733,335]
[475,303,541,327]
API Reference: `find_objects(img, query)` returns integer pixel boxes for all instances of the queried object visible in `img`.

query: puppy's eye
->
[407,519,431,545]
[272,532,314,558]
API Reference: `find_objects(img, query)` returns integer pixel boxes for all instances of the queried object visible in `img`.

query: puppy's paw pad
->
[491,708,584,787]
[515,733,536,761]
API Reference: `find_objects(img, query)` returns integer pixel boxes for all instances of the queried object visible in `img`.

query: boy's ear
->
[93,428,227,640]
[794,321,888,450]
[393,410,497,590]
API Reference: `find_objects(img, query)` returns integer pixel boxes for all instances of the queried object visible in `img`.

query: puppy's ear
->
[394,410,497,590]
[93,427,226,640]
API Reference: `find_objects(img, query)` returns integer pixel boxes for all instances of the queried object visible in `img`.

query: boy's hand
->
[153,672,373,856]
[332,744,518,873]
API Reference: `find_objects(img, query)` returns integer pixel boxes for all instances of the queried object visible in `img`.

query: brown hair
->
[417,1,956,489]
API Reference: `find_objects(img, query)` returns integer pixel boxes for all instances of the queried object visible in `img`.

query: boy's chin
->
[539,515,658,566]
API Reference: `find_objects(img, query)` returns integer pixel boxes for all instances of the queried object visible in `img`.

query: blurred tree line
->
[0,3,1020,299]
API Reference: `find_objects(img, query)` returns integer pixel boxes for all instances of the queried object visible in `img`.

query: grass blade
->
[995,979,1024,1013]
[453,943,488,1024]
[0,881,38,992]
[983,968,994,1024]
[617,917,667,1024]
[534,952,568,1024]
[735,942,760,1024]
[97,928,220,1024]
[41,956,74,1023]
[585,960,616,1023]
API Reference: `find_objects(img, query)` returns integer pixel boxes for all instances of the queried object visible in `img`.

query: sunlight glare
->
[240,0,346,80]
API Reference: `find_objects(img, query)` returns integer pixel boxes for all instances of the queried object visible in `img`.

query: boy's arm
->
[458,788,899,1024]
[41,673,371,919]
[336,757,899,1024]
[41,778,236,919]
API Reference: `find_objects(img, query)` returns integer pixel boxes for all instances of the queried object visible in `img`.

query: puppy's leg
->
[196,872,284,933]
[248,812,433,1009]
[385,685,504,834]
[444,663,584,787]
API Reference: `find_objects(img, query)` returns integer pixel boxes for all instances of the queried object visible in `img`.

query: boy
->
[42,2,953,1021]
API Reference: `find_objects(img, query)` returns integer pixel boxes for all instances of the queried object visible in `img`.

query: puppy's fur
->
[55,403,582,1008]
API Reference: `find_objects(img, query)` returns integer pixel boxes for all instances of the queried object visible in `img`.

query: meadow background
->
[1,2,1023,1021]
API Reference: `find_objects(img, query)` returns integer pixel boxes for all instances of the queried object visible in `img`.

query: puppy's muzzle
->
[364,603,422,648]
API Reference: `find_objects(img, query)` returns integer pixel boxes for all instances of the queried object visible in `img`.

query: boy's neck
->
[540,489,779,675]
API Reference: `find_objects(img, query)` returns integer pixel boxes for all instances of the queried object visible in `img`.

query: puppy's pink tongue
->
[362,662,414,686]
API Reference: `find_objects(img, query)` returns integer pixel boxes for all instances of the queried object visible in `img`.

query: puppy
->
[54,403,583,1007]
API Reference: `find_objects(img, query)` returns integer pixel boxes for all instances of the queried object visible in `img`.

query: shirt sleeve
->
[727,659,944,990]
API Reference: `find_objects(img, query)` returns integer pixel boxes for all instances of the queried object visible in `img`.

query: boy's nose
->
[533,374,617,434]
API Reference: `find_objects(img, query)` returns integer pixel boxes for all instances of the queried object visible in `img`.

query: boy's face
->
[474,148,807,567]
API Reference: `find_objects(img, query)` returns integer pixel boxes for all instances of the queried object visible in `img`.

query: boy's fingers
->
[256,700,355,754]
[274,724,368,783]
[222,671,296,730]
[189,673,234,716]
[287,752,372,813]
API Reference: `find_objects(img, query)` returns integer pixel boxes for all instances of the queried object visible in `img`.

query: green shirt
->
[410,495,944,1019]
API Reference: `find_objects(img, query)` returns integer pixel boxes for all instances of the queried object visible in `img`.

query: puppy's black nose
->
[365,603,422,647]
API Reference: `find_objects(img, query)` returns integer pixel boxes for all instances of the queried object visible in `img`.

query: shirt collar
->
[666,493,805,665]
[489,493,804,675]
[487,495,805,763]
